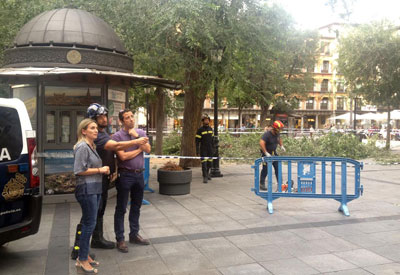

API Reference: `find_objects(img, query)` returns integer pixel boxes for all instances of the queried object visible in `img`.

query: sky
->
[271,0,400,30]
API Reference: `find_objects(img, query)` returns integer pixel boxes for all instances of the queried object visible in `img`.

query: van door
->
[0,106,29,228]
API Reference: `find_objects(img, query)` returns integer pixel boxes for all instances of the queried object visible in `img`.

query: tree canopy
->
[0,0,318,163]
[338,21,400,148]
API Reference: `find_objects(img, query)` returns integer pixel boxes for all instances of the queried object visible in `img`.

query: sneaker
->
[129,234,150,245]
[116,241,128,253]
[203,177,208,184]
[260,184,267,191]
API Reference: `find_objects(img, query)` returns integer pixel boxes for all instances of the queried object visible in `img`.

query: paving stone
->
[154,241,200,257]
[119,259,170,275]
[299,254,357,273]
[226,233,272,249]
[242,244,293,262]
[192,237,236,252]
[319,224,363,237]
[289,227,335,240]
[260,257,319,275]
[334,248,392,267]
[218,263,271,275]
[177,223,215,235]
[280,239,330,257]
[368,244,400,261]
[341,233,388,248]
[202,247,255,268]
[114,244,162,263]
[322,268,373,275]
[143,225,182,238]
[307,236,359,252]
[259,230,304,244]
[172,269,222,275]
[162,253,214,273]
[368,230,400,245]
[364,262,400,275]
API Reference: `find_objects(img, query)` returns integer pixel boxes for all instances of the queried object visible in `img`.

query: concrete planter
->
[157,168,192,195]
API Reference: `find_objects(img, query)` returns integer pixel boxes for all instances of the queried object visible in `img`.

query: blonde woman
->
[74,118,109,273]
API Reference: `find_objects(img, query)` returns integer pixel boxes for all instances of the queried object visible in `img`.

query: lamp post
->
[353,97,357,130]
[210,49,223,178]
[144,87,151,143]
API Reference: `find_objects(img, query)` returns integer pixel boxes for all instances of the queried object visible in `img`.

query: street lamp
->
[210,49,223,178]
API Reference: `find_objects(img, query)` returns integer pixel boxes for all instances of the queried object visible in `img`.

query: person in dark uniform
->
[196,114,214,183]
[71,103,148,259]
[259,120,286,190]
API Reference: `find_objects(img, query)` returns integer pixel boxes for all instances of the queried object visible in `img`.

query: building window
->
[337,98,344,110]
[320,97,329,110]
[306,97,314,110]
[321,79,329,92]
[337,82,344,92]
[320,41,330,54]
[322,61,329,73]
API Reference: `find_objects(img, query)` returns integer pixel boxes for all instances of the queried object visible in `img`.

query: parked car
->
[0,98,42,245]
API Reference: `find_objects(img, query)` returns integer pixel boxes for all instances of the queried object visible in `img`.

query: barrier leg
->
[338,203,349,216]
[339,161,349,216]
[267,201,274,214]
[142,199,151,205]
[267,161,274,214]
[144,156,154,193]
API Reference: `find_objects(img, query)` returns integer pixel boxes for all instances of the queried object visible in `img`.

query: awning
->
[0,67,182,90]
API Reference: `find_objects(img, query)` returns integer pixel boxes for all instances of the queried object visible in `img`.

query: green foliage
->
[162,130,398,163]
[282,133,374,159]
[162,131,182,156]
[219,133,261,160]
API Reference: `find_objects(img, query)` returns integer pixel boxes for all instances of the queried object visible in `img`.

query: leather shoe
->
[116,241,128,253]
[129,234,150,245]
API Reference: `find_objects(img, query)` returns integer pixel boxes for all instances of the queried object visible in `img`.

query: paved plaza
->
[2,160,400,274]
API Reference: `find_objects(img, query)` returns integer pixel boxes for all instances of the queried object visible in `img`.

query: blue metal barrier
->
[251,156,363,216]
[142,154,154,205]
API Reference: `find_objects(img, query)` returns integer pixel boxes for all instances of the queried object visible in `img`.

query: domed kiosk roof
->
[0,8,182,89]
[14,8,126,54]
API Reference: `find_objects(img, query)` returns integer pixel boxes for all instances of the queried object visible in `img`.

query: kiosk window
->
[60,111,71,143]
[46,111,56,143]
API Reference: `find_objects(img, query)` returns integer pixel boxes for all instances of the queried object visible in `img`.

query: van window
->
[0,107,23,162]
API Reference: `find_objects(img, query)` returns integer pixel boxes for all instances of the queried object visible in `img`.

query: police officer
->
[259,120,286,190]
[196,114,214,183]
[71,103,148,259]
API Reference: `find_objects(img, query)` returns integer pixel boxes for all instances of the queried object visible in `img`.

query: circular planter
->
[157,168,192,195]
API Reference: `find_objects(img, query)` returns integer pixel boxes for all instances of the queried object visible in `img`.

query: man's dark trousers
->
[114,171,144,242]
[260,160,279,186]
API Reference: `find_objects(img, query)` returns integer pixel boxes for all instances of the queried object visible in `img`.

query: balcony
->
[306,103,314,110]
[320,103,328,110]
[321,69,329,73]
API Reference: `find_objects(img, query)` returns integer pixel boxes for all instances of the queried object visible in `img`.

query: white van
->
[0,98,42,245]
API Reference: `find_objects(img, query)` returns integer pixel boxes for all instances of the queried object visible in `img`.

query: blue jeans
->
[114,171,144,242]
[76,193,101,261]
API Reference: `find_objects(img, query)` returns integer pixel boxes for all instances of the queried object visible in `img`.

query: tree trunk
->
[154,87,165,155]
[238,106,243,129]
[260,104,270,129]
[386,104,391,150]
[179,70,210,168]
